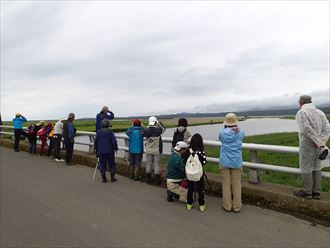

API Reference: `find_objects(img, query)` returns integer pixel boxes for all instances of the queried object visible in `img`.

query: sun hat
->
[299,95,312,104]
[149,116,157,126]
[133,118,141,126]
[224,113,238,126]
[174,141,188,151]
[15,113,21,117]
[38,120,46,126]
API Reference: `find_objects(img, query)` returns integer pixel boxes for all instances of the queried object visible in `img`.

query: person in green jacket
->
[166,141,188,202]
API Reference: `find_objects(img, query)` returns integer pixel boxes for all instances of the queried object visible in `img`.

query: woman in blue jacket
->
[219,113,244,213]
[12,113,28,152]
[126,119,144,180]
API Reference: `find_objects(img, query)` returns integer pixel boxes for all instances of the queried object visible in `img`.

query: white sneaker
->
[55,158,65,162]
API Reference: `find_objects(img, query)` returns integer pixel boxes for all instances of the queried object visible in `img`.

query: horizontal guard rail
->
[1,125,329,179]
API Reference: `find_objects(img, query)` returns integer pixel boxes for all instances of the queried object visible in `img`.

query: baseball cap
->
[174,141,188,151]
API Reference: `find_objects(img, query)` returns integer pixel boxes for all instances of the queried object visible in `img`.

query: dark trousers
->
[28,137,37,154]
[129,153,143,167]
[187,177,205,205]
[14,129,27,150]
[47,138,54,157]
[99,153,116,175]
[64,140,74,163]
[53,135,62,159]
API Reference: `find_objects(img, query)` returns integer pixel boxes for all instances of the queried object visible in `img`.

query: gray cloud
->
[1,1,329,120]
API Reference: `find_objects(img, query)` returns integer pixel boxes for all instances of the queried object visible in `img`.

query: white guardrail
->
[0,125,329,181]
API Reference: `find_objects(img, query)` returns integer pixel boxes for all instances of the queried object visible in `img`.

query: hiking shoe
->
[199,205,206,212]
[293,189,312,199]
[186,204,193,210]
[167,190,174,202]
[55,158,65,162]
[66,162,76,166]
[312,192,321,200]
[319,148,329,160]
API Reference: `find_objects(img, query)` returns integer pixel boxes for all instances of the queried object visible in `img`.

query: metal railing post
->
[88,134,95,153]
[249,150,260,184]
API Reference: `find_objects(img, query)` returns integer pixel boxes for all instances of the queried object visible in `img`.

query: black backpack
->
[172,128,186,148]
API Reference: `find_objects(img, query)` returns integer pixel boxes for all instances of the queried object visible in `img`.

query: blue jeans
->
[99,153,116,174]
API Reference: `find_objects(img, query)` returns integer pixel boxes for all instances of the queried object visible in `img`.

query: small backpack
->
[172,129,186,148]
[185,149,203,182]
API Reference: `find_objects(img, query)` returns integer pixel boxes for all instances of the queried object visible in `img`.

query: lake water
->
[74,118,299,153]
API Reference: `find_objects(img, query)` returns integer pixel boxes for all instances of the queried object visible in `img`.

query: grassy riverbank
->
[203,132,330,192]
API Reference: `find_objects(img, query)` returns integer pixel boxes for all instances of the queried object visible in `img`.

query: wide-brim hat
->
[223,113,238,126]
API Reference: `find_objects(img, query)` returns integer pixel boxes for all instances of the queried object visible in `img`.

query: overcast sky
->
[1,1,329,120]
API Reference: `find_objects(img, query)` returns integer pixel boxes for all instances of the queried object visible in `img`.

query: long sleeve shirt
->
[296,103,330,147]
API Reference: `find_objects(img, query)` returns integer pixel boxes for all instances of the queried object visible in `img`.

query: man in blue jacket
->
[62,113,77,165]
[96,106,114,131]
[94,119,118,183]
[12,113,28,152]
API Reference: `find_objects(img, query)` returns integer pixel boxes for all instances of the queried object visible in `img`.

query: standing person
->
[12,113,28,152]
[94,119,118,183]
[219,113,244,213]
[182,133,207,211]
[172,118,192,150]
[27,121,44,155]
[126,119,144,181]
[166,141,188,203]
[143,116,166,185]
[53,119,65,162]
[46,123,55,158]
[96,106,114,132]
[294,95,330,200]
[62,113,77,166]
[37,122,52,155]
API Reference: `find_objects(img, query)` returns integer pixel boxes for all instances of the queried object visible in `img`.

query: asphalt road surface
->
[1,147,329,248]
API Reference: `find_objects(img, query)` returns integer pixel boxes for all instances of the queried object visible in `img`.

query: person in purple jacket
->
[94,119,118,183]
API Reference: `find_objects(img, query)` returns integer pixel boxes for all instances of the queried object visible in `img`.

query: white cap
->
[149,116,157,126]
[174,141,188,151]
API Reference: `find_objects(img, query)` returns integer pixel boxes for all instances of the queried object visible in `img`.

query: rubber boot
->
[134,166,141,181]
[154,174,161,185]
[111,172,117,182]
[101,174,107,183]
[146,173,152,184]
[129,166,134,180]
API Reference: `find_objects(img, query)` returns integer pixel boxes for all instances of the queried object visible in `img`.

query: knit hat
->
[174,141,188,151]
[133,118,141,126]
[299,95,312,104]
[178,118,188,127]
[68,113,75,120]
[224,113,238,126]
[149,116,157,126]
[101,119,110,128]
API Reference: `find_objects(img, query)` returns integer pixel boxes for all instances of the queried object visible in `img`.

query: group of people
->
[11,94,330,212]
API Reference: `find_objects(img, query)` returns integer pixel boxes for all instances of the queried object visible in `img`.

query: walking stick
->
[203,171,214,194]
[92,158,99,181]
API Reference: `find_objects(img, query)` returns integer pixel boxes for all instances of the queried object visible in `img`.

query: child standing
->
[171,118,192,150]
[126,119,144,181]
[182,133,207,211]
[219,113,244,213]
[94,119,118,183]
[27,121,44,154]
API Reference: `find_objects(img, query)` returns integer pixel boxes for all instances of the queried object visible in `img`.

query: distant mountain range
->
[123,105,329,119]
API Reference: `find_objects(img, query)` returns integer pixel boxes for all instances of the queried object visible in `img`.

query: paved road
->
[1,147,329,248]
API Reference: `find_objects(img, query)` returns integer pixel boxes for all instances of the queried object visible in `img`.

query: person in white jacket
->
[294,95,330,200]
